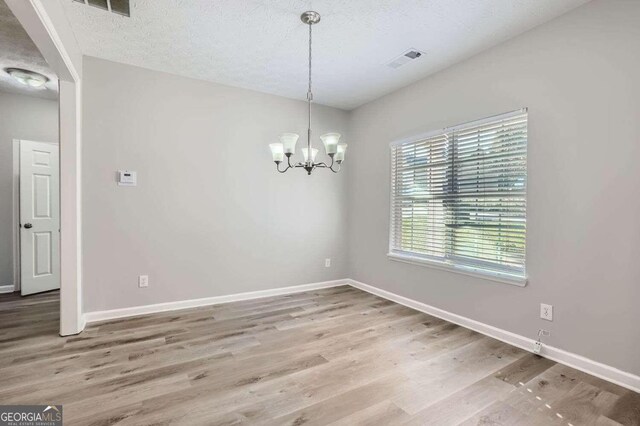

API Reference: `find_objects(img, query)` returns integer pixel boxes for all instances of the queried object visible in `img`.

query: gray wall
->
[81,57,349,312]
[347,0,640,375]
[0,91,58,288]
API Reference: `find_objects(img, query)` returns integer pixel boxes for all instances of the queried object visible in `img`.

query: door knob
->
[24,223,33,229]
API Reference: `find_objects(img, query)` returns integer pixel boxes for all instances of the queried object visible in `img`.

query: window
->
[388,109,528,284]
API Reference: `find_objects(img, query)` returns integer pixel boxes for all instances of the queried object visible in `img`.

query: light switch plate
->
[540,303,553,321]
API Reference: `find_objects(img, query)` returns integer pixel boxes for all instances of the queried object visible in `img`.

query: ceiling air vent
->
[386,49,425,69]
[73,0,130,17]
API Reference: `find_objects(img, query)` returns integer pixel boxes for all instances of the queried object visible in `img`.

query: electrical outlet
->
[325,258,331,268]
[138,275,149,288]
[540,303,553,321]
[533,341,542,354]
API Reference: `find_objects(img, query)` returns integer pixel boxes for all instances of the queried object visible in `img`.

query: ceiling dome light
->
[5,68,49,88]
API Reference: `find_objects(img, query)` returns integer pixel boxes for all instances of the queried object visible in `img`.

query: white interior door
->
[20,140,60,296]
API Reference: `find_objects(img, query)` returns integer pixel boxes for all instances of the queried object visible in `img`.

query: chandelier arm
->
[285,156,306,169]
[327,155,338,173]
[311,156,340,172]
[276,162,291,173]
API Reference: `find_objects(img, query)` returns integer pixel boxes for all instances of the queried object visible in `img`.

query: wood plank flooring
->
[0,287,638,425]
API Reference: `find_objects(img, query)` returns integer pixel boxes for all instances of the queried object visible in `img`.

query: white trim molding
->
[12,140,21,293]
[58,80,83,336]
[85,279,348,323]
[387,252,527,287]
[5,0,82,82]
[5,0,84,337]
[83,277,639,393]
[0,285,15,294]
[347,279,640,394]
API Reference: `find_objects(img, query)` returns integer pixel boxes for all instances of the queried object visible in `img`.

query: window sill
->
[387,252,528,287]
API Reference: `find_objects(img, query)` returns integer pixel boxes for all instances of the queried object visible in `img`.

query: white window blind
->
[389,109,527,282]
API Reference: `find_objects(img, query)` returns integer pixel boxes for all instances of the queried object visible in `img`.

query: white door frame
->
[6,0,84,335]
[12,140,21,292]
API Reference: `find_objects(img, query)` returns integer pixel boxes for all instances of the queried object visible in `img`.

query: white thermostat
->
[118,170,137,186]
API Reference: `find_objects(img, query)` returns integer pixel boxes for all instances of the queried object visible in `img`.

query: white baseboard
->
[81,277,639,393]
[347,279,640,394]
[0,285,15,294]
[84,279,348,323]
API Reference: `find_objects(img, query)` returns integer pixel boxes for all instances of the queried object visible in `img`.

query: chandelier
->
[269,11,347,175]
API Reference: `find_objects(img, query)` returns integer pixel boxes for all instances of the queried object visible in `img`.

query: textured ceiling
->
[62,0,590,109]
[0,0,58,99]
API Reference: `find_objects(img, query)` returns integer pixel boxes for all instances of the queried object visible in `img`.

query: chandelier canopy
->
[269,11,347,175]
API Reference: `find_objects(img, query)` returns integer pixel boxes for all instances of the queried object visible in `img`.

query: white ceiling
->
[62,0,590,110]
[0,0,58,99]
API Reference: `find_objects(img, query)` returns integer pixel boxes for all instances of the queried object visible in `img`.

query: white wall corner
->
[346,279,640,394]
[58,80,83,336]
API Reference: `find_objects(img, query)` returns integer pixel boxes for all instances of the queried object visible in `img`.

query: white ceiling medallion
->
[268,11,347,176]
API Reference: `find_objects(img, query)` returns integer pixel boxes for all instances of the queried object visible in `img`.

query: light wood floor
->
[0,287,638,425]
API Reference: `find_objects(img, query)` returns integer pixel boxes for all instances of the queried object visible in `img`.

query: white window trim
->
[389,108,528,147]
[387,108,528,288]
[387,251,528,287]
